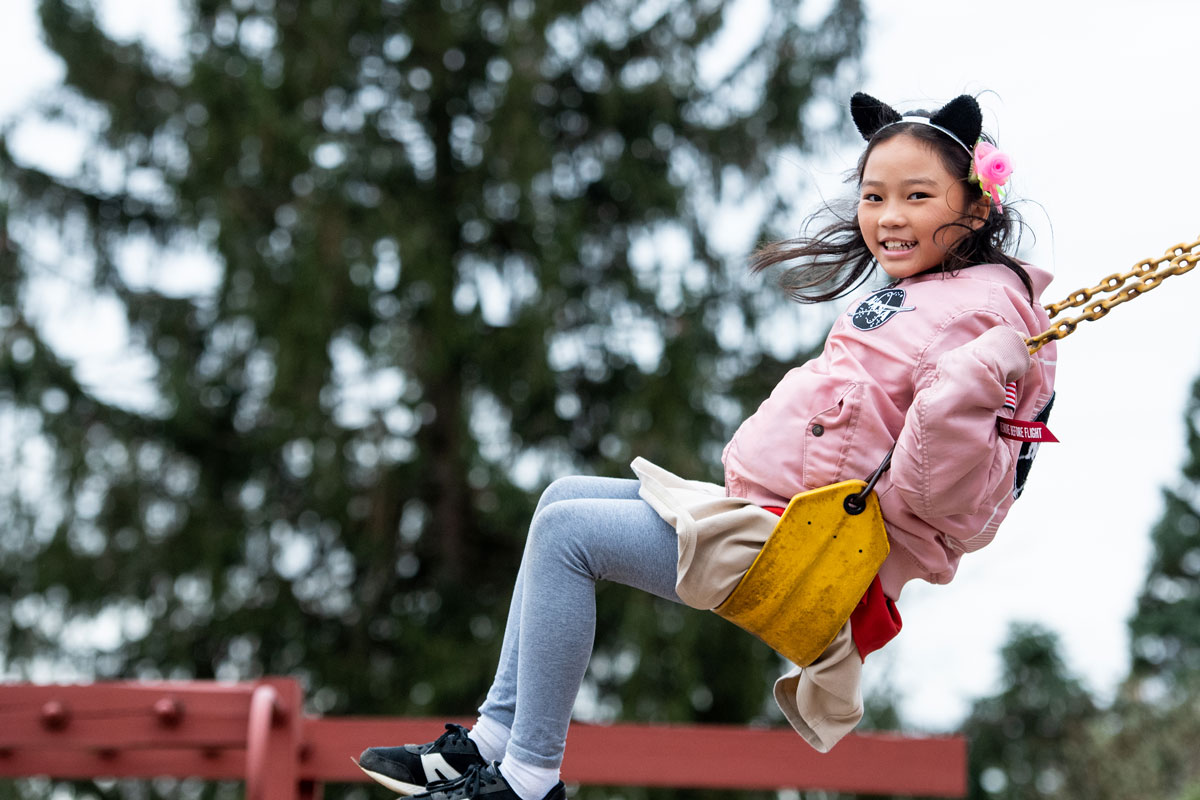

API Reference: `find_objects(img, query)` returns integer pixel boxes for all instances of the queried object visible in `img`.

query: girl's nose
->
[879,201,905,226]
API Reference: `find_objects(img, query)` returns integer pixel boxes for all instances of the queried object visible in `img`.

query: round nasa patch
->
[848,288,915,331]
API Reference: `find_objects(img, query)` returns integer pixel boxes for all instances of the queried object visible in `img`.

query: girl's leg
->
[492,484,683,778]
[361,478,679,800]
[477,476,649,733]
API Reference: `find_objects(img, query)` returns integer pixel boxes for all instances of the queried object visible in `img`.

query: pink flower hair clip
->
[970,141,1013,213]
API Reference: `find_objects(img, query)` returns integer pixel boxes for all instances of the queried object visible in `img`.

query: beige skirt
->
[630,456,866,753]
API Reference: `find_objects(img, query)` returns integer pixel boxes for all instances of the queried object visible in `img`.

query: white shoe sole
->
[353,757,426,796]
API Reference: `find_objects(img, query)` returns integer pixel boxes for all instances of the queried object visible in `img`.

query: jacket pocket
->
[802,381,863,490]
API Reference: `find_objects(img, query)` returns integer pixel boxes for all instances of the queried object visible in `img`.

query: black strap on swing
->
[843,445,895,515]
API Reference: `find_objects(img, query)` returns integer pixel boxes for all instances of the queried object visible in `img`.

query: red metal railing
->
[0,679,966,798]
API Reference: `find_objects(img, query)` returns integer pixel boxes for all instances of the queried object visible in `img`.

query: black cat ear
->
[929,95,983,147]
[850,92,902,141]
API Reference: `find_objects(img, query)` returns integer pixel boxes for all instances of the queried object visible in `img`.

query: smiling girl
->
[356,93,1057,800]
[724,92,1055,601]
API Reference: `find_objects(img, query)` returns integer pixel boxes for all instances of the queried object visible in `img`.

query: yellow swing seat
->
[713,478,889,667]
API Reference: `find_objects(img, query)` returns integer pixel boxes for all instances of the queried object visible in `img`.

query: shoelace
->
[425,723,471,753]
[425,763,500,798]
[424,768,469,792]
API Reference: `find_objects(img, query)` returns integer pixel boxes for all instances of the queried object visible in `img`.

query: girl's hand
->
[970,325,1032,384]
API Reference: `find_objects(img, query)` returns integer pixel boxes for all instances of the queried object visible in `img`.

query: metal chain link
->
[1025,237,1200,354]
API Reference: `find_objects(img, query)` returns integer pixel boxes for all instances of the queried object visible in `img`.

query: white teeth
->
[882,240,915,251]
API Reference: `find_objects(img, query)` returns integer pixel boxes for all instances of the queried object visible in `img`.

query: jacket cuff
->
[988,326,1032,382]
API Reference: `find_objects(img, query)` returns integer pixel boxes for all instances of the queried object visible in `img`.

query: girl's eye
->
[908,192,930,200]
[862,193,882,202]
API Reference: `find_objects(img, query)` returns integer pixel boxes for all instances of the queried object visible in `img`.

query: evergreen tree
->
[963,624,1097,800]
[0,0,865,783]
[1087,370,1200,800]
[1072,673,1200,800]
[1128,372,1200,687]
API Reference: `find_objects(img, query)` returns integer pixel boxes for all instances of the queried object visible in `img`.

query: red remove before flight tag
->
[997,418,1059,443]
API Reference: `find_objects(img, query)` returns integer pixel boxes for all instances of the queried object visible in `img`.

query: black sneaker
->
[356,723,488,795]
[416,763,565,800]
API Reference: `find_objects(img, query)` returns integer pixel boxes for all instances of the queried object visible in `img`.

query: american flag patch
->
[1003,381,1018,411]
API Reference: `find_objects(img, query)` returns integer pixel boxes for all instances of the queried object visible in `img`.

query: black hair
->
[752,115,1032,303]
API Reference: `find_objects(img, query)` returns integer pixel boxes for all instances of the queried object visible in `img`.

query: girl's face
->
[857,134,985,280]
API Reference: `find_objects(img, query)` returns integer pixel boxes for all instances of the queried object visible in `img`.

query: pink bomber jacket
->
[722,262,1058,599]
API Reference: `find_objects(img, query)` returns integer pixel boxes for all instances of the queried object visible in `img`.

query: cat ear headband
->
[849,92,1012,212]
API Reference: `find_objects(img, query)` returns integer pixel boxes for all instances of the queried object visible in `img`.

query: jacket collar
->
[900,261,1053,301]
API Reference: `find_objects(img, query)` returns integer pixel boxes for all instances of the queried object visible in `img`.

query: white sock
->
[468,715,510,764]
[498,754,559,800]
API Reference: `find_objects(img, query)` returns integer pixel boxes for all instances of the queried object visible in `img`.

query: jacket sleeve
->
[891,323,1032,520]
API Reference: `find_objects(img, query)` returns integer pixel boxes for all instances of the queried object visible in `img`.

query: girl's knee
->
[526,501,592,568]
[534,475,594,514]
[537,476,574,507]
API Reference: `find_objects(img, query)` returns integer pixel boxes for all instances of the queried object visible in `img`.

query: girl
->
[356,92,1057,800]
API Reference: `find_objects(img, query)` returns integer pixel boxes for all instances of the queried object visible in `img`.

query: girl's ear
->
[850,92,901,141]
[968,192,991,229]
[930,95,983,148]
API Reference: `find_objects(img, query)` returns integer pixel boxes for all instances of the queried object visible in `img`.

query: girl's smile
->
[857,134,986,280]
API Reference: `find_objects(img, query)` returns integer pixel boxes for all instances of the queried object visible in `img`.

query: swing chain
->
[844,445,894,515]
[1025,237,1200,354]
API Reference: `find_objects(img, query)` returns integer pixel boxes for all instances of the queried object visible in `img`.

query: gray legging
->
[476,475,684,769]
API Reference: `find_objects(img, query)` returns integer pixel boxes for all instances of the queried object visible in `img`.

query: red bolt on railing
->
[39,701,69,731]
[154,697,184,727]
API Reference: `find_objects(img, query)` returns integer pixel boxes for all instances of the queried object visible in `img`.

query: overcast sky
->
[3,0,1199,730]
